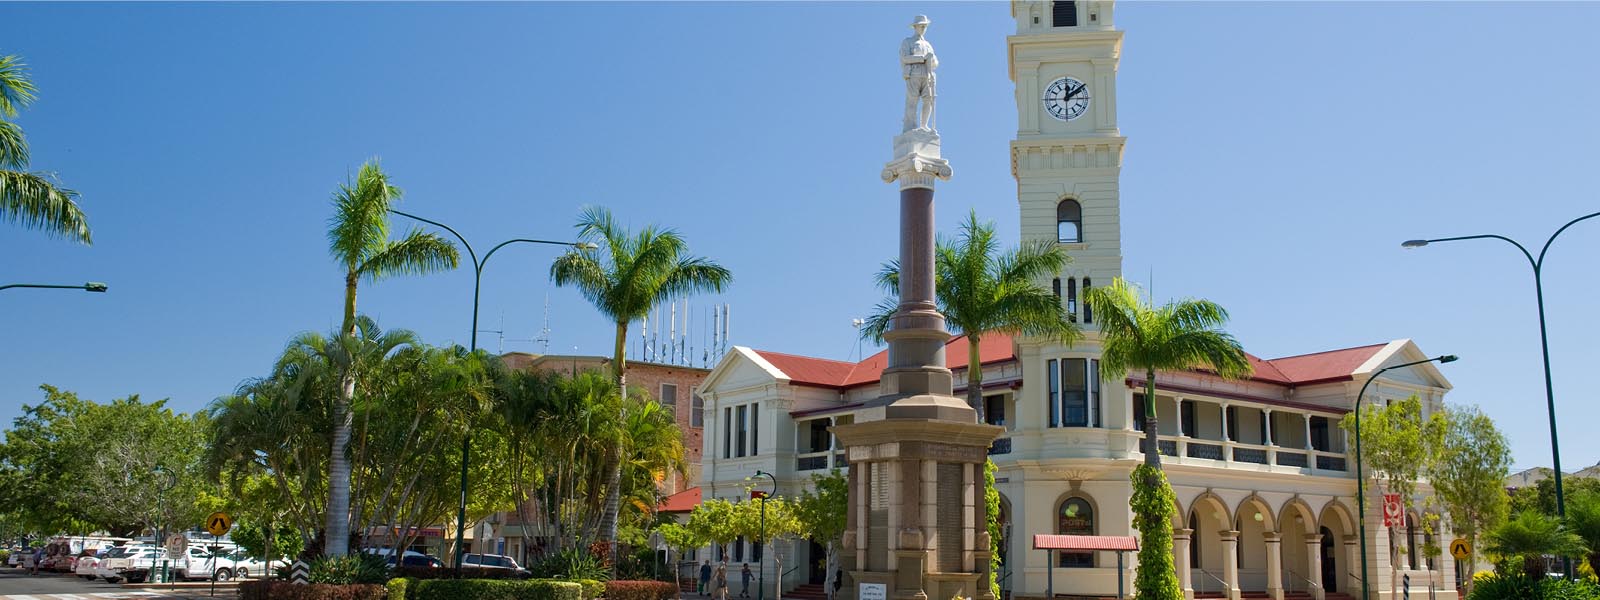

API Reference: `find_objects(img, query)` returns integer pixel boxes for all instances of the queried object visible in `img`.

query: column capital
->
[1262,532,1281,543]
[1172,528,1193,540]
[1305,533,1323,544]
[1342,535,1358,545]
[1219,530,1240,542]
[883,130,952,190]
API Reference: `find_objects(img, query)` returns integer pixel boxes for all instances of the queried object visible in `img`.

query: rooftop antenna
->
[534,294,552,354]
[476,313,507,354]
[851,318,866,362]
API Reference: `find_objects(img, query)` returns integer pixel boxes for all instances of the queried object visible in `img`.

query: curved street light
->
[1403,209,1600,578]
[752,470,778,600]
[388,208,592,572]
[1354,354,1456,600]
[0,282,108,293]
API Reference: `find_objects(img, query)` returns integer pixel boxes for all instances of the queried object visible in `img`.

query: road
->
[0,569,226,599]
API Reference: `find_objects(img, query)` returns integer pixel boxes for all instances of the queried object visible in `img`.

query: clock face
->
[1043,77,1091,122]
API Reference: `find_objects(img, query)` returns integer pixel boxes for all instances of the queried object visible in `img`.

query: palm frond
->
[0,119,27,170]
[327,160,399,269]
[858,296,899,343]
[0,169,89,244]
[873,259,901,293]
[357,230,459,283]
[0,55,37,119]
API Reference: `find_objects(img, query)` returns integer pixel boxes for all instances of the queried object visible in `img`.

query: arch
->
[1171,495,1188,529]
[1187,490,1234,527]
[1057,199,1083,243]
[1236,493,1277,532]
[1278,497,1319,535]
[1317,499,1356,534]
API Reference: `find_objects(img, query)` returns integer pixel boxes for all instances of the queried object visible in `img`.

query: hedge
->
[574,579,605,600]
[388,578,584,600]
[393,565,525,580]
[605,580,678,600]
[238,580,387,600]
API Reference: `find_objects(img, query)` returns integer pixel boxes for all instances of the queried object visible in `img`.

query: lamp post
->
[152,464,177,585]
[0,282,108,293]
[1354,354,1457,600]
[1403,209,1600,578]
[389,208,592,572]
[752,470,777,600]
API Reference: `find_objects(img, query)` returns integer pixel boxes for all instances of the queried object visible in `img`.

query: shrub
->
[1129,464,1182,600]
[309,554,391,585]
[531,548,608,581]
[386,578,410,600]
[605,580,678,600]
[1466,572,1600,600]
[574,578,606,600]
[238,580,387,600]
[400,578,584,600]
[393,565,523,580]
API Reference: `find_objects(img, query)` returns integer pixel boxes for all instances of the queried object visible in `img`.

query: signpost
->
[204,512,233,597]
[1450,538,1470,561]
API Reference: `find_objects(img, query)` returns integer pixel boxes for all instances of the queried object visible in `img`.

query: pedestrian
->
[699,559,713,596]
[715,562,730,600]
[21,547,35,575]
[741,563,753,598]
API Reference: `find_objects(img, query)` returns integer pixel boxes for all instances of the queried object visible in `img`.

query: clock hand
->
[1066,83,1086,100]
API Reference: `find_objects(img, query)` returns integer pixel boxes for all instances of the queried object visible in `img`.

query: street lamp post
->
[0,282,108,293]
[152,464,177,585]
[1403,209,1600,578]
[752,470,777,600]
[388,209,591,572]
[1354,354,1457,600]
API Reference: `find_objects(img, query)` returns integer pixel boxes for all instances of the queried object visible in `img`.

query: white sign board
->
[860,583,887,600]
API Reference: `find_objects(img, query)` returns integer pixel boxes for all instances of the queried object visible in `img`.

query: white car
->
[462,553,531,577]
[95,545,165,583]
[211,550,274,580]
[75,548,115,580]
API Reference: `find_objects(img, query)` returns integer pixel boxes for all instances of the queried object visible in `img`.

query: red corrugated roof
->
[658,487,701,513]
[755,334,1015,390]
[1266,343,1387,383]
[1033,534,1139,551]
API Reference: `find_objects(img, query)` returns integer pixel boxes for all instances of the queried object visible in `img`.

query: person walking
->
[21,547,35,575]
[740,563,753,598]
[715,562,730,600]
[699,560,713,596]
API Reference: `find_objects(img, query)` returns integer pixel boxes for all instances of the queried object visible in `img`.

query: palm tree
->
[862,210,1079,423]
[549,205,730,549]
[1485,511,1587,577]
[323,162,457,555]
[1085,278,1249,600]
[1564,494,1600,576]
[0,55,90,243]
[1084,278,1252,471]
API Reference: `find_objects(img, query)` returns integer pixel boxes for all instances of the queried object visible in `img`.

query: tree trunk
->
[967,335,985,425]
[325,272,360,557]
[597,322,629,568]
[1143,368,1161,472]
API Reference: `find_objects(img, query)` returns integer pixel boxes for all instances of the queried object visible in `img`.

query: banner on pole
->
[1383,494,1404,527]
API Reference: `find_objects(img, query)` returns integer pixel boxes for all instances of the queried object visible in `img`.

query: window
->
[1056,497,1094,567]
[808,420,831,453]
[1310,416,1329,451]
[1180,400,1195,437]
[660,383,677,406]
[736,405,748,457]
[692,395,705,428]
[734,537,745,562]
[1066,278,1078,322]
[1052,1,1078,28]
[1047,359,1060,427]
[1089,360,1100,427]
[985,394,1006,427]
[1057,200,1082,242]
[1226,406,1238,442]
[1133,394,1146,431]
[1052,277,1061,299]
[1061,358,1087,427]
[1082,278,1093,323]
[723,407,732,459]
[751,403,760,456]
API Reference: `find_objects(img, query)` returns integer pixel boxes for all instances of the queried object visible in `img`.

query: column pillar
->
[1220,404,1233,462]
[1306,533,1325,600]
[1220,530,1241,600]
[1264,409,1274,446]
[1174,528,1194,600]
[1264,532,1284,600]
[1342,535,1359,600]
[1176,398,1189,458]
[1303,414,1314,451]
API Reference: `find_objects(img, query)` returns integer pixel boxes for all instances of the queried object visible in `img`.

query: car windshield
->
[103,547,129,558]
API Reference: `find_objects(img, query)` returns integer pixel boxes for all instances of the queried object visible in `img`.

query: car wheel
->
[214,568,233,582]
[105,576,122,583]
[238,567,250,579]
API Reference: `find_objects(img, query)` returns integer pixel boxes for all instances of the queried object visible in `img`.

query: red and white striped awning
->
[1032,534,1139,551]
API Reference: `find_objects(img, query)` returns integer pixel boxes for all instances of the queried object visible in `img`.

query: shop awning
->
[1032,534,1139,552]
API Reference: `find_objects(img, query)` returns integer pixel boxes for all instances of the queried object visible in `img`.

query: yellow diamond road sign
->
[206,511,234,536]
[1450,538,1470,560]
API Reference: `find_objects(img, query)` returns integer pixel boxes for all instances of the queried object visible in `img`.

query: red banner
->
[1382,494,1403,527]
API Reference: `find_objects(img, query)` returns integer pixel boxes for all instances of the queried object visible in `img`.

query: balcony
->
[1276,451,1308,468]
[1316,455,1347,471]
[1138,433,1351,475]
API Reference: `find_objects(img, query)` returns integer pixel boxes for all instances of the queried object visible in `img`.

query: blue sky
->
[3,2,1597,473]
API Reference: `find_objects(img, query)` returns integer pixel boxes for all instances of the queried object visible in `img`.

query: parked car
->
[95,545,164,583]
[76,550,107,580]
[462,553,531,578]
[209,550,274,580]
[363,548,443,568]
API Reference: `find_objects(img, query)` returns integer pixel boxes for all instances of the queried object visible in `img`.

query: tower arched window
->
[1057,496,1094,567]
[1052,277,1061,299]
[1052,1,1078,27]
[1057,199,1082,243]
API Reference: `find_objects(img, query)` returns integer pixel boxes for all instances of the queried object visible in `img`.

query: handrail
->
[1195,568,1228,594]
[1284,568,1317,594]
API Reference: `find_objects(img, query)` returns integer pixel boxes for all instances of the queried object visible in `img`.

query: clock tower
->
[1009,0,1123,292]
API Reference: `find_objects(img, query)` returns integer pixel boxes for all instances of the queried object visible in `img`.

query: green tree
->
[862,211,1079,422]
[1083,277,1250,600]
[0,55,90,243]
[658,521,708,595]
[1485,511,1586,577]
[550,205,730,549]
[1428,404,1512,594]
[795,470,848,598]
[1340,395,1445,569]
[1509,475,1600,518]
[323,162,458,555]
[1566,494,1600,580]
